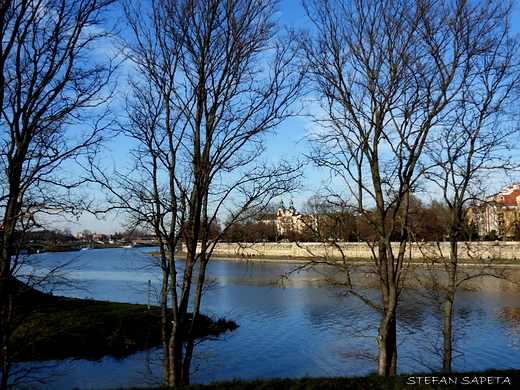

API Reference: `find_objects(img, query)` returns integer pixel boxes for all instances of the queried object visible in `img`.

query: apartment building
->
[471,183,520,239]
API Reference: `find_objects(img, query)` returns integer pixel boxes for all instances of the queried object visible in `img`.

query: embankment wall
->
[200,241,520,260]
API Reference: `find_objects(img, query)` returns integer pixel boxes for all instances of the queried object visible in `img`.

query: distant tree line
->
[219,196,478,243]
[21,228,153,244]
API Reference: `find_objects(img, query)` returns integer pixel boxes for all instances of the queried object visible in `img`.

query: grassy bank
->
[76,369,520,390]
[11,284,237,362]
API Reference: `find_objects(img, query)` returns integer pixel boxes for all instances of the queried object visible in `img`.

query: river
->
[12,247,520,389]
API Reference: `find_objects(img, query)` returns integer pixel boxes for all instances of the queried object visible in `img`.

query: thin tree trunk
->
[0,185,21,390]
[377,290,398,375]
[377,310,397,375]
[0,293,11,390]
[443,240,458,371]
[181,252,209,384]
[160,263,170,384]
[442,293,454,371]
[376,241,398,375]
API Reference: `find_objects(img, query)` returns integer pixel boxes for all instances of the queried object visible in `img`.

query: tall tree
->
[301,195,361,242]
[301,0,510,375]
[423,0,520,371]
[104,0,303,386]
[0,0,115,387]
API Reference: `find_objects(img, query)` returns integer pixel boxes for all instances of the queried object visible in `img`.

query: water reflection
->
[12,249,520,389]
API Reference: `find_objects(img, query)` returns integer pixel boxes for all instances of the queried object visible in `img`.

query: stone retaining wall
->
[199,241,520,260]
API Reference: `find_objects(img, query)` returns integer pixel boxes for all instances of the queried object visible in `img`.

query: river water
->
[12,247,520,389]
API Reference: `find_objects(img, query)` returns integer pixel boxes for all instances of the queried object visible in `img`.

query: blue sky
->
[71,0,313,234]
[72,0,520,234]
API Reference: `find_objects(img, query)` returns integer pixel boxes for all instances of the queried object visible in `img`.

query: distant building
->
[259,200,316,238]
[471,183,520,239]
[93,234,107,242]
[74,232,85,240]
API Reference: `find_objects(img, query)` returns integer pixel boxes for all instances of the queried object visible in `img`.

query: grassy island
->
[11,283,237,362]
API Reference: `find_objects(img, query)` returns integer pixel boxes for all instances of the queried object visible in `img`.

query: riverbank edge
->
[193,241,520,263]
[12,287,237,363]
[94,369,520,390]
[170,251,520,268]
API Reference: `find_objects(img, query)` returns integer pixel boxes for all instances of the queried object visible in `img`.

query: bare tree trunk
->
[377,308,397,375]
[442,234,458,372]
[0,278,12,390]
[377,241,399,375]
[442,289,455,372]
[182,254,209,384]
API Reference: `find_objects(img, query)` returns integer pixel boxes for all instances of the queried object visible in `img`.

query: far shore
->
[170,251,520,268]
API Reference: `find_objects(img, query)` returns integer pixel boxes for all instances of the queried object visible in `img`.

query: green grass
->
[80,370,520,390]
[12,291,163,361]
[10,285,236,362]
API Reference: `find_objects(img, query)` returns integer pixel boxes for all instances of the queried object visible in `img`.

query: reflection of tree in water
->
[323,296,380,365]
[492,307,520,351]
[390,291,478,372]
[296,274,458,368]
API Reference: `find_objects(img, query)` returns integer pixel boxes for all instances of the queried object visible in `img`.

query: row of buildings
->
[268,184,520,241]
[471,183,520,240]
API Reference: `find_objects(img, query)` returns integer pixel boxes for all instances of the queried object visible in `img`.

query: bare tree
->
[300,0,514,376]
[0,0,116,387]
[409,199,450,242]
[300,195,361,242]
[221,204,280,243]
[99,0,303,386]
[422,0,520,371]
